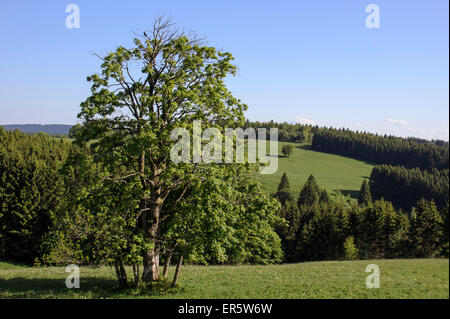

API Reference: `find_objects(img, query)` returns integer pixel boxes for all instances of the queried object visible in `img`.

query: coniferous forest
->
[311,127,449,170]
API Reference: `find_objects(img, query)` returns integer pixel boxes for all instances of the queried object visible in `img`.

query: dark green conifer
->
[297,174,320,208]
[358,179,372,206]
[274,173,294,205]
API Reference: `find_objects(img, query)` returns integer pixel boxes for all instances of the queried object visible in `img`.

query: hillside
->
[0,124,72,135]
[257,142,375,200]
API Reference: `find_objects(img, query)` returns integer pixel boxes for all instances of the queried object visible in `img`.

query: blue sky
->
[0,0,448,140]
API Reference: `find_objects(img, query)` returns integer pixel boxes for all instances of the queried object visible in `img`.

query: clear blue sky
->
[0,0,448,140]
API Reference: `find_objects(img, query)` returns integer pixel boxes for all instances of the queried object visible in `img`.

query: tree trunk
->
[114,257,128,288]
[143,245,160,282]
[162,250,173,278]
[171,254,183,287]
[142,200,162,283]
[132,262,140,287]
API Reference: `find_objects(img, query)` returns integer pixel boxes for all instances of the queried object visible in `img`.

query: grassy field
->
[257,142,375,201]
[0,259,447,299]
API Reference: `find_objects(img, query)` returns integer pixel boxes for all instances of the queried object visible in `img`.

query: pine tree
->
[358,179,372,206]
[412,199,444,257]
[297,174,320,208]
[275,201,301,262]
[319,188,330,204]
[343,236,359,260]
[278,172,290,191]
[440,202,449,257]
[274,173,294,205]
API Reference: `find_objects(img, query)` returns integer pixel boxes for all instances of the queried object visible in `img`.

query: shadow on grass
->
[335,189,360,199]
[295,144,312,150]
[0,276,181,298]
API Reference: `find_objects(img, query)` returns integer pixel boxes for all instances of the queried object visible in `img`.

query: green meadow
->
[257,142,375,200]
[0,259,447,299]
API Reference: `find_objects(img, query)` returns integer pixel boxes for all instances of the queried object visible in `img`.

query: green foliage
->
[297,175,320,207]
[357,199,411,259]
[274,174,444,262]
[72,17,250,285]
[319,188,330,204]
[0,128,72,263]
[273,173,294,205]
[68,123,83,139]
[274,201,300,262]
[161,165,283,266]
[295,202,351,261]
[370,165,449,211]
[343,236,358,260]
[440,202,449,257]
[297,174,329,208]
[41,18,284,287]
[281,144,294,157]
[411,199,444,258]
[42,146,147,269]
[358,179,372,206]
[312,127,449,170]
[244,121,314,144]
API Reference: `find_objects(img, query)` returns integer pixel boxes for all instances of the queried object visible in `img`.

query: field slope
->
[0,259,448,299]
[257,142,375,200]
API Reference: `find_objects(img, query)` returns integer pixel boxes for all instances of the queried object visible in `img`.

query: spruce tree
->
[412,199,444,258]
[440,202,449,257]
[319,188,330,204]
[274,173,294,205]
[297,174,320,208]
[358,179,372,206]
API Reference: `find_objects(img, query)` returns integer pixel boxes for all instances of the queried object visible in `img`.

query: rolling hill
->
[257,142,375,201]
[0,124,73,135]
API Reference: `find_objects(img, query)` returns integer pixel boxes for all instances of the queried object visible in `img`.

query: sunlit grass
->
[0,259,447,299]
[257,142,375,201]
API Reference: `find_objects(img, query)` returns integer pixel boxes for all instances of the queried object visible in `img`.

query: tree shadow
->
[0,276,182,298]
[0,276,119,298]
[295,144,312,150]
[335,189,360,199]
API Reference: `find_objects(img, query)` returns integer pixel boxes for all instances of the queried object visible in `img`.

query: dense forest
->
[369,165,449,211]
[244,120,315,144]
[274,174,449,262]
[0,128,72,263]
[311,127,449,171]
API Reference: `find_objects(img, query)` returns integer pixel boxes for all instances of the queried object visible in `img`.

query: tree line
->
[311,127,449,171]
[369,165,449,211]
[244,120,448,154]
[244,120,314,144]
[273,173,449,262]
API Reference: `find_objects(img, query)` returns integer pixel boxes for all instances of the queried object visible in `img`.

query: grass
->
[0,259,447,299]
[257,142,375,201]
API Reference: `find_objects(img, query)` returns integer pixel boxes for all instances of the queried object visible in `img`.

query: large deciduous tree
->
[76,17,246,283]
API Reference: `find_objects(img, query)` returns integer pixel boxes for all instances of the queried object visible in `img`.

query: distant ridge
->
[0,124,73,135]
